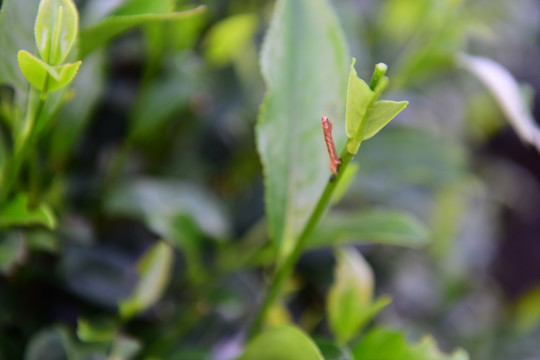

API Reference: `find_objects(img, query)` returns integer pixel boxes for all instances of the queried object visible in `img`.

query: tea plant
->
[0,0,538,359]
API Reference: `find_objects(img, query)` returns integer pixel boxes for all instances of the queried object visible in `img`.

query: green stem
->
[0,85,48,205]
[248,144,354,339]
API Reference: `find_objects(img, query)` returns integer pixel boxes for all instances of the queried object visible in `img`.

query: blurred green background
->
[1,0,540,359]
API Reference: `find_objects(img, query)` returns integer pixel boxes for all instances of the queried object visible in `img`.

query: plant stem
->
[248,144,354,339]
[0,86,47,204]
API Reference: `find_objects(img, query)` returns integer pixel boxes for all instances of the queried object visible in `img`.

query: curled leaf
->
[458,53,540,151]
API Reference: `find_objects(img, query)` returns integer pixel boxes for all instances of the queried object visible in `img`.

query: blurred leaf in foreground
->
[239,325,323,360]
[352,328,469,360]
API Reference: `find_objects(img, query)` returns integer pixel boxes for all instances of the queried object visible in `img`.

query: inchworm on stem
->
[321,117,341,175]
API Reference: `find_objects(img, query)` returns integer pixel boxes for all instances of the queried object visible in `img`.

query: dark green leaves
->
[258,0,349,260]
[239,325,324,360]
[17,50,81,91]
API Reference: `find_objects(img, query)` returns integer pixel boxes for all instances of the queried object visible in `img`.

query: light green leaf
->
[18,50,81,91]
[310,210,429,249]
[458,53,540,151]
[77,318,116,343]
[34,0,79,65]
[204,13,258,66]
[352,328,469,360]
[79,5,206,58]
[345,61,401,154]
[258,0,349,260]
[0,193,56,229]
[47,60,81,91]
[363,100,408,140]
[239,325,324,360]
[119,240,174,319]
[328,248,390,344]
[345,59,375,154]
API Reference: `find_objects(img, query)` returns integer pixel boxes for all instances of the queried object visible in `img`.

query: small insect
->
[321,116,341,175]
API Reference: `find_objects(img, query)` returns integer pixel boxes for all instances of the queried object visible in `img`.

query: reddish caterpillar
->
[321,116,341,175]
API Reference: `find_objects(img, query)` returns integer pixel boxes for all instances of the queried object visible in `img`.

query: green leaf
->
[345,61,404,154]
[34,0,79,65]
[239,325,324,360]
[204,13,258,67]
[79,5,206,58]
[0,193,56,229]
[119,240,174,319]
[327,248,390,344]
[258,0,349,260]
[310,210,429,249]
[363,100,408,140]
[17,50,81,91]
[458,53,540,151]
[352,328,469,360]
[77,318,116,343]
[345,59,376,154]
